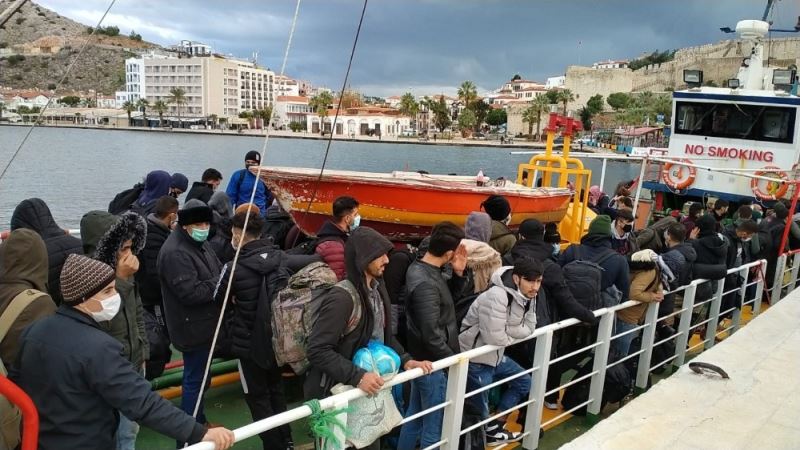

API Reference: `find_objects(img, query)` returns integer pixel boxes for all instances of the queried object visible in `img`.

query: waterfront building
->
[235,60,275,112]
[306,105,411,137]
[272,95,311,129]
[274,75,300,97]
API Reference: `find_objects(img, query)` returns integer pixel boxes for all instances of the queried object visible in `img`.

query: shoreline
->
[0,122,593,151]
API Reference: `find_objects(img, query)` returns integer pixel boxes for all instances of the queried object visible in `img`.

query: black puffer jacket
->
[10,198,82,305]
[216,239,290,369]
[691,233,729,279]
[136,215,171,308]
[662,242,697,289]
[185,181,215,204]
[509,238,596,326]
[404,259,462,361]
[305,227,410,400]
[157,227,222,352]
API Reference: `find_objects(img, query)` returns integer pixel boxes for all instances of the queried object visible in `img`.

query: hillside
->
[0,0,159,93]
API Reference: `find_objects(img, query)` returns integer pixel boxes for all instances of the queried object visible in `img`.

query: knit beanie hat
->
[245,150,261,164]
[519,219,544,240]
[587,215,612,237]
[481,195,511,221]
[178,199,213,226]
[170,173,189,192]
[465,212,492,243]
[544,222,561,244]
[60,253,115,305]
[235,203,261,217]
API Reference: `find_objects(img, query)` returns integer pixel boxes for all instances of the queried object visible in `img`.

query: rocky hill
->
[0,0,159,94]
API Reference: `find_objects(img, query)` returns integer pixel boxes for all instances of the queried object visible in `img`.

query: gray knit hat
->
[60,254,115,305]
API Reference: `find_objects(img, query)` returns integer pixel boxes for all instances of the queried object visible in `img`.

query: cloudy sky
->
[36,0,800,97]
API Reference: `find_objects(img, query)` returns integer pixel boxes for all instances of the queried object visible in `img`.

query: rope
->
[190,0,302,423]
[299,0,369,232]
[304,399,351,450]
[0,0,118,184]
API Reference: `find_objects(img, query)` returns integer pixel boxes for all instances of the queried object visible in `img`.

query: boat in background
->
[257,167,572,241]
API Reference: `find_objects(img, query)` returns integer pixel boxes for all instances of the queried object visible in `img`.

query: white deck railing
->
[184,258,788,450]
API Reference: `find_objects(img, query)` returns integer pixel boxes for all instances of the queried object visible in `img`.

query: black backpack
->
[108,183,144,215]
[285,236,340,256]
[561,353,632,416]
[562,246,617,311]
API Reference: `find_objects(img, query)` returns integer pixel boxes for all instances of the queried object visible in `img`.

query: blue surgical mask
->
[190,227,209,242]
[351,214,361,230]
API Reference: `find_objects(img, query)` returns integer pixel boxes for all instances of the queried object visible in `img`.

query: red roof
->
[276,95,308,103]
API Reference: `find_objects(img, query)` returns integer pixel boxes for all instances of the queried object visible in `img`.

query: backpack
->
[562,246,618,311]
[108,183,144,215]
[143,307,171,380]
[271,262,361,374]
[0,289,47,450]
[285,236,340,256]
[560,353,632,416]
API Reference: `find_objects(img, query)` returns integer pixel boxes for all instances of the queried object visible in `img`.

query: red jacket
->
[315,221,349,280]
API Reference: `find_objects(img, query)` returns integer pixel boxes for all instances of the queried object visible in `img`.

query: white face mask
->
[89,293,121,322]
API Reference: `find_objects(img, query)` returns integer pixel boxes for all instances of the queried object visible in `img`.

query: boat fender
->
[661,159,696,190]
[750,166,789,201]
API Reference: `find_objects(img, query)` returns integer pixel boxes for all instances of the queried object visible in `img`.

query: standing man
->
[170,173,189,200]
[158,200,223,444]
[315,196,360,280]
[611,209,639,256]
[186,168,224,204]
[482,195,517,255]
[227,150,272,217]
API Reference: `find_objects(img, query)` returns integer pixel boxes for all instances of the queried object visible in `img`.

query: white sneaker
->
[544,401,559,410]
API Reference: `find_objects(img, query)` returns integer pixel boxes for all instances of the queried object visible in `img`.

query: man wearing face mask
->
[611,209,639,256]
[158,200,222,443]
[170,173,189,200]
[10,254,235,450]
[721,220,758,320]
[315,196,360,281]
[226,150,272,217]
[482,194,517,255]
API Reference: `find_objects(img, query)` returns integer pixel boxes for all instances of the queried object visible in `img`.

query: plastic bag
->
[353,340,401,379]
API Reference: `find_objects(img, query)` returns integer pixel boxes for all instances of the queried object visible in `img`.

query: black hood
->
[94,212,147,268]
[317,220,348,240]
[10,198,64,239]
[580,233,613,248]
[265,203,290,220]
[673,242,697,264]
[345,227,393,301]
[695,233,728,258]
[238,239,286,276]
[510,238,553,263]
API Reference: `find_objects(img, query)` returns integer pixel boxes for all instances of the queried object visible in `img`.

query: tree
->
[485,108,507,127]
[339,90,363,109]
[522,105,539,138]
[58,96,81,107]
[289,121,304,132]
[136,98,149,124]
[122,101,135,125]
[457,81,478,110]
[470,100,490,131]
[531,95,550,140]
[607,92,632,111]
[309,91,334,128]
[555,88,575,115]
[628,49,676,71]
[579,107,592,131]
[426,96,452,132]
[398,92,419,126]
[152,100,168,127]
[511,74,522,81]
[544,89,560,105]
[209,114,218,128]
[586,94,604,115]
[129,30,142,41]
[167,88,187,123]
[457,109,477,136]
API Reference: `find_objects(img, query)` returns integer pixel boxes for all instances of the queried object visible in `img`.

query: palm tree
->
[555,88,575,115]
[309,92,333,133]
[153,100,168,127]
[398,92,419,128]
[122,101,136,126]
[522,105,539,139]
[167,87,187,125]
[457,80,478,110]
[531,95,550,140]
[136,98,149,126]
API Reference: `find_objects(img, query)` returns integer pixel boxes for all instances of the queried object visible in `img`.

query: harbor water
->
[0,126,640,229]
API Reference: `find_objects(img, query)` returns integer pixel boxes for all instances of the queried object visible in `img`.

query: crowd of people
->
[0,153,795,450]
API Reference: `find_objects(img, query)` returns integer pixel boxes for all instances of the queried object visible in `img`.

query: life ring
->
[661,159,696,190]
[751,166,789,201]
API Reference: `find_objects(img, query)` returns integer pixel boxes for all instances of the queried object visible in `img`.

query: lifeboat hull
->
[257,167,572,242]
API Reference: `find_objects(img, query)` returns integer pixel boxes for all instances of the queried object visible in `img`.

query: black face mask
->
[622,224,633,233]
[169,191,179,199]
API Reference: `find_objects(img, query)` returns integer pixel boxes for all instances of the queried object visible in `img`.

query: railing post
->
[522,330,553,450]
[635,302,658,393]
[731,266,748,334]
[586,310,613,424]
[673,283,697,369]
[771,254,786,304]
[704,279,725,350]
[792,253,800,291]
[441,359,469,450]
[753,260,766,317]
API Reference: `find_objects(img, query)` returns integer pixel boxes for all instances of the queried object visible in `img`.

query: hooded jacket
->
[305,227,410,399]
[315,220,349,281]
[133,170,171,216]
[489,220,517,256]
[663,242,697,289]
[157,225,223,352]
[209,192,236,264]
[10,198,82,305]
[215,239,290,368]
[462,239,502,293]
[559,233,631,303]
[618,261,661,325]
[508,238,596,326]
[0,229,57,366]
[185,181,215,204]
[136,214,171,308]
[84,211,149,368]
[691,216,729,280]
[636,216,677,253]
[459,267,536,366]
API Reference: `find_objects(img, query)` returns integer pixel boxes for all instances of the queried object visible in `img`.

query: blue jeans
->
[117,368,143,450]
[397,371,446,450]
[178,348,211,447]
[612,318,638,357]
[467,356,531,419]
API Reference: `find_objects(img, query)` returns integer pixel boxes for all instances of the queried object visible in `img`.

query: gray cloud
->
[36,0,800,97]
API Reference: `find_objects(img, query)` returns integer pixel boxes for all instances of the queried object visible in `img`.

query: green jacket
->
[489,220,517,256]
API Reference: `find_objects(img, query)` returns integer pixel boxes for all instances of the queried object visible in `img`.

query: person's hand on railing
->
[652,291,665,302]
[202,427,235,450]
[404,359,433,374]
[357,372,384,395]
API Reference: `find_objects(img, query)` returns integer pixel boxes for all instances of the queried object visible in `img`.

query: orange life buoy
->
[751,166,789,201]
[661,159,697,190]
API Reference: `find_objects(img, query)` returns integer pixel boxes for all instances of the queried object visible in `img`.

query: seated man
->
[459,258,542,445]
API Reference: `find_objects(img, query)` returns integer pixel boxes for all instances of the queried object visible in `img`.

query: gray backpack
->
[562,246,618,311]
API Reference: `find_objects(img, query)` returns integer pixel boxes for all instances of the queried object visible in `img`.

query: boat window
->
[675,101,796,144]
